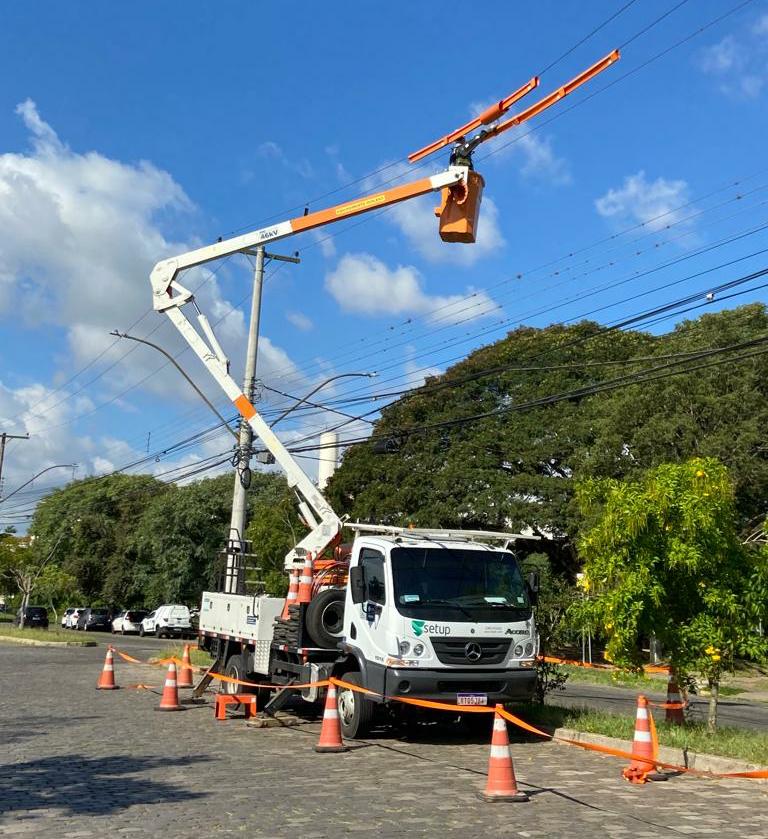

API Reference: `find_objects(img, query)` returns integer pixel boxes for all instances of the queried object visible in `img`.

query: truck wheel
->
[305,589,345,649]
[139,625,145,637]
[337,672,374,739]
[222,653,253,696]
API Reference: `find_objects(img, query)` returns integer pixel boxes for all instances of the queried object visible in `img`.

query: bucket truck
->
[147,50,619,736]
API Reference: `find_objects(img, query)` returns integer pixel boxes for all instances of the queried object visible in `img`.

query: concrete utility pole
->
[224,247,300,595]
[0,433,30,499]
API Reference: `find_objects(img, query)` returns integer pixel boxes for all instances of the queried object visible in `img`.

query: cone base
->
[646,771,669,782]
[96,684,119,690]
[155,706,186,712]
[314,744,349,753]
[478,791,529,803]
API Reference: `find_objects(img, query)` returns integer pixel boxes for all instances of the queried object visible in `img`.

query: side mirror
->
[350,566,366,604]
[526,571,540,606]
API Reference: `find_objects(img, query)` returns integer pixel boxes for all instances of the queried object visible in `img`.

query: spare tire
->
[305,589,346,649]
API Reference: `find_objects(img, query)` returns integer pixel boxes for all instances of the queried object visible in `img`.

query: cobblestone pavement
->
[1,642,766,837]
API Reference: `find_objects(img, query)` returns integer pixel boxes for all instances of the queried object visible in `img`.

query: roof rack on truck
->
[345,523,539,545]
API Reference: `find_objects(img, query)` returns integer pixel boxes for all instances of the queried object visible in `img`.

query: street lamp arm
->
[0,464,77,505]
[270,372,376,429]
[110,331,239,441]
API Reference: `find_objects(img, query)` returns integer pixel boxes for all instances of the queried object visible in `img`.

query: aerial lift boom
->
[148,49,619,568]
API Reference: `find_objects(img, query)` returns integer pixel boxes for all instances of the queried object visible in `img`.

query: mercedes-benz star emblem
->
[464,642,482,662]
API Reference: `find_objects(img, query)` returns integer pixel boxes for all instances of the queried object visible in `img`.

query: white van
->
[140,604,192,639]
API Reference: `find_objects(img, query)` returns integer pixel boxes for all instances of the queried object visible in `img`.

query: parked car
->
[76,607,112,632]
[65,607,86,629]
[15,606,49,629]
[112,609,148,635]
[140,604,192,639]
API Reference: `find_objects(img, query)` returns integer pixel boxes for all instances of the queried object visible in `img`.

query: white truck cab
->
[335,527,537,735]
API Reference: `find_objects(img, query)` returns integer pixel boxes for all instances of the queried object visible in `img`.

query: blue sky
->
[2,0,768,526]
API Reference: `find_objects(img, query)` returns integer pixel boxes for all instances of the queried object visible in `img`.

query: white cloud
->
[255,140,313,179]
[286,310,314,331]
[404,359,443,389]
[699,35,741,74]
[697,21,768,99]
[324,252,498,323]
[311,228,337,258]
[595,171,692,233]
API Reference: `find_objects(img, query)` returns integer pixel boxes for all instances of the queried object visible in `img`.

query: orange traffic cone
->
[665,675,685,725]
[96,645,118,690]
[280,568,300,619]
[177,645,194,689]
[479,709,528,802]
[314,684,348,753]
[622,695,666,783]
[297,554,314,604]
[156,661,184,711]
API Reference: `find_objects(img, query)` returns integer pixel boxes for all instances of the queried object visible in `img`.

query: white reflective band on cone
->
[634,731,652,742]
[490,745,510,759]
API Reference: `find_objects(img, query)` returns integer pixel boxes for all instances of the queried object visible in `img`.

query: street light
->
[0,464,78,505]
[269,372,377,429]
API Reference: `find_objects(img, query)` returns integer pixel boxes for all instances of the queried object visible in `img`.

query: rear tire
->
[222,653,252,696]
[337,672,374,739]
[139,626,145,637]
[305,589,346,649]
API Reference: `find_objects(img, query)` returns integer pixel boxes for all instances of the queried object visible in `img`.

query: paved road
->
[1,640,766,837]
[556,680,768,731]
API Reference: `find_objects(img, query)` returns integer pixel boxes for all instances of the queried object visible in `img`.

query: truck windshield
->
[390,547,530,622]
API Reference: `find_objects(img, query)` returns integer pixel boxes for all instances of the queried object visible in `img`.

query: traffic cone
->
[96,646,118,690]
[156,661,184,711]
[314,684,348,753]
[622,695,666,783]
[665,675,685,725]
[479,709,529,802]
[297,554,314,604]
[177,645,194,689]
[280,568,300,619]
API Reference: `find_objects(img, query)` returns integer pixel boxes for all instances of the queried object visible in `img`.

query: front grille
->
[437,680,504,693]
[431,638,511,666]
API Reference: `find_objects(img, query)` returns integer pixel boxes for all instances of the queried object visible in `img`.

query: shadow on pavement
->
[0,716,100,746]
[0,753,210,817]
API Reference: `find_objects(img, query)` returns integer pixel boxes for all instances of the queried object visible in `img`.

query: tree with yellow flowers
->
[573,457,768,731]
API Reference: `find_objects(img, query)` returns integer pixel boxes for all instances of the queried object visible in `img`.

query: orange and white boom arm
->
[149,164,469,568]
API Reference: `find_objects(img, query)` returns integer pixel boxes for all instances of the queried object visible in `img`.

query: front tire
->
[337,672,374,739]
[139,626,145,637]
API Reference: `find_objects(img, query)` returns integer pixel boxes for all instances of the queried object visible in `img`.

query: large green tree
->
[573,457,768,730]
[327,305,768,546]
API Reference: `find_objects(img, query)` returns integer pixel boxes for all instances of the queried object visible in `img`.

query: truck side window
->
[360,549,386,605]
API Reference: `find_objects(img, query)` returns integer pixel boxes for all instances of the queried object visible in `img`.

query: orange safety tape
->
[206,671,331,691]
[496,703,768,781]
[114,650,144,664]
[540,655,613,670]
[648,700,687,710]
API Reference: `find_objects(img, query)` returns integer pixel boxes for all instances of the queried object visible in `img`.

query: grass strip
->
[0,625,94,644]
[517,702,768,765]
[158,643,213,668]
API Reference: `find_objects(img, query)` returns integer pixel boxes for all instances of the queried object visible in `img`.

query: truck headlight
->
[514,644,524,657]
[524,642,534,656]
[398,640,411,656]
[413,642,425,657]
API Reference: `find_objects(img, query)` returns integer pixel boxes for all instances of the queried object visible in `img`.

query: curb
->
[0,635,98,648]
[554,726,768,781]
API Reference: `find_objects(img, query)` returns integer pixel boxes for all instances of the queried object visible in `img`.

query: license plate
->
[457,693,488,706]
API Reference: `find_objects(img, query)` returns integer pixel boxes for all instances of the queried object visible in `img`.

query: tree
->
[573,457,768,730]
[327,305,768,546]
[0,531,69,624]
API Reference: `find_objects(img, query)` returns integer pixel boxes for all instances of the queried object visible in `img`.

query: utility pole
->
[0,433,29,500]
[224,247,300,594]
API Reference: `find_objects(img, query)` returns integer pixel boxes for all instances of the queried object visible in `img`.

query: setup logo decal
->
[411,620,450,636]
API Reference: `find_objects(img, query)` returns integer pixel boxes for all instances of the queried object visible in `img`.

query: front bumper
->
[383,666,536,704]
